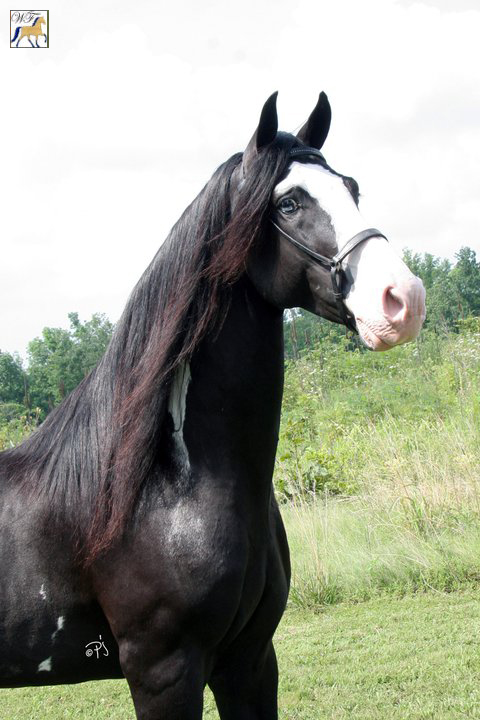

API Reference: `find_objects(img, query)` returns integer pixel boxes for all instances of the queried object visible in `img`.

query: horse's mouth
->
[355,318,397,352]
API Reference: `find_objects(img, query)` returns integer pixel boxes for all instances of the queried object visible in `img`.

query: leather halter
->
[271,147,388,332]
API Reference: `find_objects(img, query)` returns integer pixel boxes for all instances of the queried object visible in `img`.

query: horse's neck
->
[182,276,285,496]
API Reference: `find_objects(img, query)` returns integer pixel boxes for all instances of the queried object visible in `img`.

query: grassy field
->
[276,326,480,606]
[3,589,480,719]
[284,480,480,607]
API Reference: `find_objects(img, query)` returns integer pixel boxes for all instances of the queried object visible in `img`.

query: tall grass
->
[278,324,480,607]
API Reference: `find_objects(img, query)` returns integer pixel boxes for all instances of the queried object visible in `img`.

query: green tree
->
[67,312,114,378]
[28,327,75,412]
[427,275,463,332]
[27,313,114,415]
[284,309,351,360]
[403,247,480,332]
[0,351,27,405]
[402,250,451,291]
[451,247,480,317]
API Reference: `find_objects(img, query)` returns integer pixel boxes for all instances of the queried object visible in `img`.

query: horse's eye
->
[278,197,298,215]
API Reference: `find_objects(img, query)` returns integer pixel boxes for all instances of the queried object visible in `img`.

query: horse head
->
[242,92,426,350]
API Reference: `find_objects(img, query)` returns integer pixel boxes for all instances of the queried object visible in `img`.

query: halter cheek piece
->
[270,147,388,333]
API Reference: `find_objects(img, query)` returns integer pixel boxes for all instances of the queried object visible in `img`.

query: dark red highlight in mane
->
[2,135,300,565]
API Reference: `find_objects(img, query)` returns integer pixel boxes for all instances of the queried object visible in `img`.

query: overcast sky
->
[2,0,479,357]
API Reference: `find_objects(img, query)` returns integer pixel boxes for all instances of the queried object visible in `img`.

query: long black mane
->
[2,133,300,564]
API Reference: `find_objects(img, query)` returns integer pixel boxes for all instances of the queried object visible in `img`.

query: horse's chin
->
[355,318,405,352]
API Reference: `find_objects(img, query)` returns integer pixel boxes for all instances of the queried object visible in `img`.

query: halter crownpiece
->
[288,146,326,162]
[271,146,388,332]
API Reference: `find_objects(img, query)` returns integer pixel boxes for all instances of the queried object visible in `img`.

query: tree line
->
[0,313,113,422]
[1,246,479,425]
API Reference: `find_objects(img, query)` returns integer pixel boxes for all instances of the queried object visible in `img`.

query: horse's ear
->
[242,92,278,175]
[296,91,331,149]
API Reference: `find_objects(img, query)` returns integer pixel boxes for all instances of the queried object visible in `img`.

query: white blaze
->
[274,162,368,247]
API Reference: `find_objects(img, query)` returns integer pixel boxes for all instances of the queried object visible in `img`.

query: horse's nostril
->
[383,287,405,322]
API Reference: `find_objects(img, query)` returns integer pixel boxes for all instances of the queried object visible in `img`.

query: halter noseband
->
[271,147,388,332]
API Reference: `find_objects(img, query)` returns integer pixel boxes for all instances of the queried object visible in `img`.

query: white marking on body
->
[167,500,210,564]
[37,657,52,673]
[169,503,205,543]
[168,362,191,470]
[275,162,425,349]
[51,616,65,641]
[39,584,47,600]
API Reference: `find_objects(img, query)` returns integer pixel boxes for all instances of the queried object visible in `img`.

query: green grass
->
[279,379,480,607]
[273,590,480,720]
[3,590,480,719]
[274,326,480,605]
[284,492,480,608]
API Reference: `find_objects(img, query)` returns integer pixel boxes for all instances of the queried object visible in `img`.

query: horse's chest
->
[97,496,287,650]
[160,497,289,650]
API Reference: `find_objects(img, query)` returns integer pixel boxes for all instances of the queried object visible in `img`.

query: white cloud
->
[2,0,479,356]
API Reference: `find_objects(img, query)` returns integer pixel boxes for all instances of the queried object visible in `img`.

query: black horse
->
[0,92,425,718]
